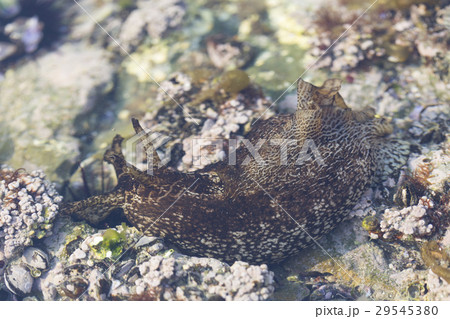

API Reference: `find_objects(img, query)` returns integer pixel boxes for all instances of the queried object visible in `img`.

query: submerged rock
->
[119,0,186,51]
[0,0,66,63]
[39,224,274,301]
[0,43,114,183]
[4,15,43,54]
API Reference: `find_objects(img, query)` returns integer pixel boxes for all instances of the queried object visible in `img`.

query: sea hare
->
[63,78,396,263]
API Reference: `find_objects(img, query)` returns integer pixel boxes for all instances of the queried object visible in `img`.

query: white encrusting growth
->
[0,166,62,259]
[380,197,434,239]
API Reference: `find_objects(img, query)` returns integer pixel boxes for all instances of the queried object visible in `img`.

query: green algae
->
[90,225,128,260]
[246,44,307,97]
[217,69,251,95]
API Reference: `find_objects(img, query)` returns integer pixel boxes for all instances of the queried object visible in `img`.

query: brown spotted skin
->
[63,79,393,264]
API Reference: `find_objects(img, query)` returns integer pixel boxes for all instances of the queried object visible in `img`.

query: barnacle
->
[61,224,95,258]
[394,162,432,208]
[406,282,426,300]
[0,166,62,258]
[57,276,89,300]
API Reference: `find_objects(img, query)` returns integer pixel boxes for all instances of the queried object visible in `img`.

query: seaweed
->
[189,69,250,106]
[420,241,450,284]
[90,225,128,260]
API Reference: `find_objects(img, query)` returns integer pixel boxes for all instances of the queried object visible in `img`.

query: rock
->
[426,270,450,301]
[119,0,186,51]
[39,225,275,301]
[0,43,114,182]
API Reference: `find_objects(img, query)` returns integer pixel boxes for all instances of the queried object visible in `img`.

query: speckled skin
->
[63,79,394,264]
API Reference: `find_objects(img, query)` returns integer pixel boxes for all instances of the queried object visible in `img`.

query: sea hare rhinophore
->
[63,78,396,263]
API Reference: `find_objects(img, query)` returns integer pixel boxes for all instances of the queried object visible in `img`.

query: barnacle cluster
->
[40,225,274,301]
[362,142,448,242]
[123,257,274,301]
[0,166,62,259]
[379,197,434,240]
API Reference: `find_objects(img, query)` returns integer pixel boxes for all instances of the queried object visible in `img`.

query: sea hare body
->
[64,79,394,264]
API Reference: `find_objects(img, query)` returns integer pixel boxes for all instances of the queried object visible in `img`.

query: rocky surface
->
[0,42,114,183]
[37,223,274,301]
[119,0,186,51]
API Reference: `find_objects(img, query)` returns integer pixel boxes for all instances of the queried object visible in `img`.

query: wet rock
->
[0,43,114,182]
[119,0,186,51]
[426,269,450,300]
[0,0,67,63]
[0,0,20,19]
[39,224,274,301]
[4,16,43,53]
[0,42,17,61]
